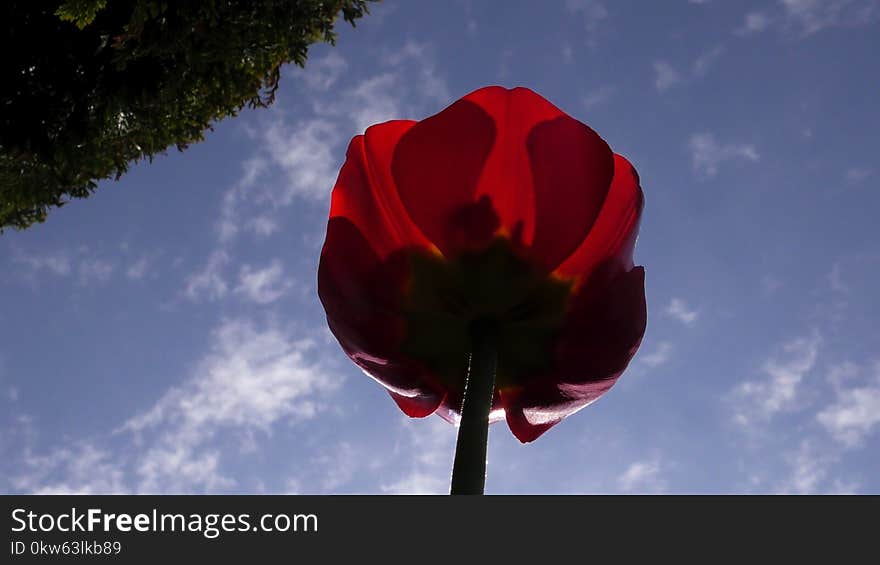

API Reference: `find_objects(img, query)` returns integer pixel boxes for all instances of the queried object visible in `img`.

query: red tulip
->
[318,86,646,444]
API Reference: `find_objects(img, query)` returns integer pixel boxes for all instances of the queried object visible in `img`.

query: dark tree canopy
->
[0,0,374,231]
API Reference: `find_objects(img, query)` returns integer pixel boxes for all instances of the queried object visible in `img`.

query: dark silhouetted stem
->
[450,320,498,495]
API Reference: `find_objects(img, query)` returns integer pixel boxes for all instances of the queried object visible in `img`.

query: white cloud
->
[215,40,450,243]
[652,46,724,93]
[124,319,333,436]
[184,250,230,301]
[77,258,115,285]
[582,85,616,110]
[736,11,773,35]
[653,61,681,92]
[731,331,820,429]
[692,45,724,77]
[381,418,454,494]
[13,247,117,286]
[565,0,609,34]
[845,168,873,183]
[247,216,280,238]
[826,361,860,390]
[217,157,269,242]
[777,440,833,494]
[780,0,880,36]
[14,442,128,495]
[235,260,292,304]
[309,442,361,492]
[302,51,348,91]
[732,1,877,38]
[257,42,447,206]
[817,362,880,448]
[618,457,665,493]
[125,318,339,492]
[342,73,404,135]
[688,132,760,178]
[275,412,457,494]
[665,298,700,325]
[378,41,450,108]
[13,252,71,277]
[382,472,447,495]
[638,341,673,368]
[126,256,150,280]
[12,247,119,286]
[10,318,340,494]
[828,262,848,293]
[264,117,342,202]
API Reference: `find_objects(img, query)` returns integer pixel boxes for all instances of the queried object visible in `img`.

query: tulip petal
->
[502,378,617,443]
[391,99,497,256]
[462,87,615,271]
[319,217,400,358]
[318,217,444,410]
[526,116,615,271]
[500,266,646,443]
[328,121,432,259]
[389,390,445,419]
[557,265,647,380]
[556,153,644,279]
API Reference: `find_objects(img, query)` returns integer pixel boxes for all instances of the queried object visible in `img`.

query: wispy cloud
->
[235,260,292,304]
[13,251,71,277]
[780,0,880,37]
[653,60,681,92]
[618,457,666,493]
[826,361,860,390]
[776,440,836,493]
[301,51,348,92]
[9,318,341,494]
[845,167,873,184]
[77,258,114,285]
[654,44,725,93]
[692,45,724,77]
[665,298,700,325]
[14,443,129,495]
[217,157,270,242]
[564,0,609,36]
[731,331,821,429]
[582,85,616,110]
[827,262,849,293]
[381,418,455,494]
[735,11,773,35]
[216,40,450,244]
[263,117,342,202]
[125,256,151,280]
[638,341,673,369]
[184,250,230,302]
[817,361,880,448]
[125,318,340,492]
[13,247,117,286]
[688,132,760,178]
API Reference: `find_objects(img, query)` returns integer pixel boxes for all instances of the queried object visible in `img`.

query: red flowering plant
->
[318,86,646,494]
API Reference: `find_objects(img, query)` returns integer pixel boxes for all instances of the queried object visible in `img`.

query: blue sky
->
[2,0,879,494]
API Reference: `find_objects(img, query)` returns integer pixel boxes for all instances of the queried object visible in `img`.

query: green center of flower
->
[400,238,572,391]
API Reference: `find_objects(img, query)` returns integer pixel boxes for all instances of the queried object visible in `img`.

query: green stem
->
[450,320,498,495]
